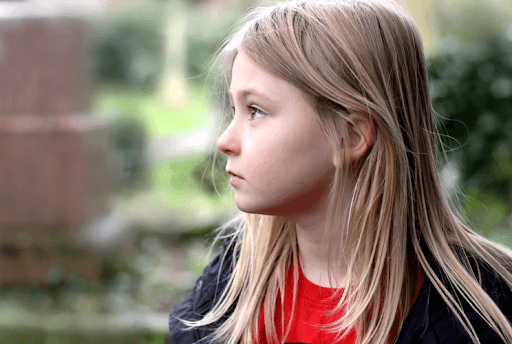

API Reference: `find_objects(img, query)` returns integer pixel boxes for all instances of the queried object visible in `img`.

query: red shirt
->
[257,263,424,344]
[257,264,356,344]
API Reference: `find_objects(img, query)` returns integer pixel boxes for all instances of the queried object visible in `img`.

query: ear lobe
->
[349,114,375,161]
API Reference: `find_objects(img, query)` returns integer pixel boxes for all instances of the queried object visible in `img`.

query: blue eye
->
[249,106,266,120]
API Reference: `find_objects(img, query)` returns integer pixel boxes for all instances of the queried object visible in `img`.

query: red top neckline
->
[292,260,344,306]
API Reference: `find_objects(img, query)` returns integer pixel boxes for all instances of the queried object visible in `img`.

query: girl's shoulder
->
[169,233,238,343]
[396,249,512,344]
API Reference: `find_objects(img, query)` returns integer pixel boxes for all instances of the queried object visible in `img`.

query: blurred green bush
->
[91,5,166,90]
[110,116,148,190]
[429,29,512,237]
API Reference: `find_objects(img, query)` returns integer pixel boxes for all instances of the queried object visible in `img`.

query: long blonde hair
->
[185,1,512,343]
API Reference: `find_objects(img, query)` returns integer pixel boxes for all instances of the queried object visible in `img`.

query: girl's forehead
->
[229,52,307,102]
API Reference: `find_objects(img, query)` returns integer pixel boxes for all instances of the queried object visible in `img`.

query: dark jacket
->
[169,238,512,344]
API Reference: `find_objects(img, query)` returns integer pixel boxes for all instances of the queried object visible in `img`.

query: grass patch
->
[92,83,211,139]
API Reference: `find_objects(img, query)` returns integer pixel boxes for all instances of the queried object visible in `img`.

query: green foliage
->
[110,116,148,189]
[429,31,512,209]
[91,5,166,90]
[463,188,510,237]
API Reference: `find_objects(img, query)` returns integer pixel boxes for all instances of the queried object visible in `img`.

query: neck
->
[295,222,347,289]
[291,197,349,289]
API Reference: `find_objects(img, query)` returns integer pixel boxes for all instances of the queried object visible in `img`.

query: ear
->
[348,113,375,161]
[332,113,375,168]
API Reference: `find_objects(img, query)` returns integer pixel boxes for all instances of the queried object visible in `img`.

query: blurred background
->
[0,0,510,343]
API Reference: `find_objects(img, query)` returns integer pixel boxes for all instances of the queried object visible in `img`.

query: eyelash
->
[230,105,267,120]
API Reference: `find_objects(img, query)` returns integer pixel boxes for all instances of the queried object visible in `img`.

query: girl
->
[169,0,512,343]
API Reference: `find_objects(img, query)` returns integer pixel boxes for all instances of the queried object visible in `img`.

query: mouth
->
[226,170,244,186]
[226,170,243,179]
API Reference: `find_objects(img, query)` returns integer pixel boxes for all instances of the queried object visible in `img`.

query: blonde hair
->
[185,0,512,343]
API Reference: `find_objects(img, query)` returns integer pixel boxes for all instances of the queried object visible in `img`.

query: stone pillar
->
[0,3,107,284]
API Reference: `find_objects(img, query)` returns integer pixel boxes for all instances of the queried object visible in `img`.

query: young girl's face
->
[217,52,336,219]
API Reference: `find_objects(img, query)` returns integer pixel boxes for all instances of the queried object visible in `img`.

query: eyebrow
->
[228,88,275,104]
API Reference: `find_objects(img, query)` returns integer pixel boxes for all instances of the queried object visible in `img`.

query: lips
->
[226,169,243,179]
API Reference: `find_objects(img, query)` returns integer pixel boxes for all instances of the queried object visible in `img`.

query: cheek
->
[244,132,289,186]
[246,126,333,190]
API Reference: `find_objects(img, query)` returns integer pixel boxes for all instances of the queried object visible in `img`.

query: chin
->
[235,203,286,218]
[235,199,271,215]
[234,193,296,217]
[235,203,263,215]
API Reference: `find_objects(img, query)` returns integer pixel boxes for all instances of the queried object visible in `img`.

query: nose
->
[217,119,240,156]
